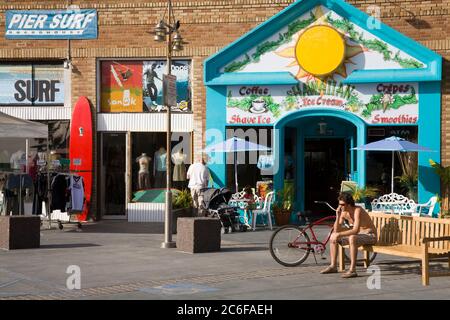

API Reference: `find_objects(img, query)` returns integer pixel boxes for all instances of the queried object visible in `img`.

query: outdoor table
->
[228,198,253,228]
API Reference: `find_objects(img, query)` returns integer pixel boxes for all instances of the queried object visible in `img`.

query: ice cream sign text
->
[5,10,98,39]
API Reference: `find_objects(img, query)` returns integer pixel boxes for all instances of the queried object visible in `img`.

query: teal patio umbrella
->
[352,136,434,193]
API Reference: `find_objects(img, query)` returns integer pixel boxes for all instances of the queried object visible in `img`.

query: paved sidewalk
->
[0,221,449,300]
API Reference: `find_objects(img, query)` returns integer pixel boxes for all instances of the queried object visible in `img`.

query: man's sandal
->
[320,266,338,274]
[341,271,358,278]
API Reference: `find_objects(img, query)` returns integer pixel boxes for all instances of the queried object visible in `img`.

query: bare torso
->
[342,206,377,234]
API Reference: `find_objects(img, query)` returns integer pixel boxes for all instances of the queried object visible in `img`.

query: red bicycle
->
[269,201,377,267]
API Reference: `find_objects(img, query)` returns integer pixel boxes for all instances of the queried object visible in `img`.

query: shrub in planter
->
[172,189,193,234]
[272,184,294,226]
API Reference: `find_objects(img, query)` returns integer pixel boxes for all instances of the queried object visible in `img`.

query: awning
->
[0,111,48,139]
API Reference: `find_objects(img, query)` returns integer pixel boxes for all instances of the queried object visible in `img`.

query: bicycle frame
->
[291,215,336,250]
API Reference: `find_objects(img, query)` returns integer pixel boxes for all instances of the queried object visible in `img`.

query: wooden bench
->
[338,212,450,285]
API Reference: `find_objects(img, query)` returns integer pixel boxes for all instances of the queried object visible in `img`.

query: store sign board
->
[163,74,177,107]
[0,65,65,105]
[226,82,419,125]
[5,10,98,39]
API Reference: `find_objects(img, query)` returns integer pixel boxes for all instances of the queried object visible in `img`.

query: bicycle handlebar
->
[314,201,337,212]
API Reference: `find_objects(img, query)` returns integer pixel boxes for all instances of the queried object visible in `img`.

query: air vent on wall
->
[368,128,385,137]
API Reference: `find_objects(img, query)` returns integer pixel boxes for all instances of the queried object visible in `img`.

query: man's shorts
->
[338,233,377,246]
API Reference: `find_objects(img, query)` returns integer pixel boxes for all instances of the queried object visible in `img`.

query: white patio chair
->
[251,191,274,231]
[412,196,438,217]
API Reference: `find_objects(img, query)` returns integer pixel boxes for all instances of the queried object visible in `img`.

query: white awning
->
[0,111,48,138]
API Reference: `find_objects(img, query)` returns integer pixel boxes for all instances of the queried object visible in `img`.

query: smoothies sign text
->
[5,10,98,39]
[226,82,419,125]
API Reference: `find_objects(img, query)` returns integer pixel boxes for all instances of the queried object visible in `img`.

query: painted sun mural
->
[276,6,366,81]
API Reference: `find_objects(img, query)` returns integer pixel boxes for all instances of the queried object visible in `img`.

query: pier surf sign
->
[5,9,98,39]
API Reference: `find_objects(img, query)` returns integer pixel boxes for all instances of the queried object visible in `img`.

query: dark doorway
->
[304,138,346,217]
[101,133,126,217]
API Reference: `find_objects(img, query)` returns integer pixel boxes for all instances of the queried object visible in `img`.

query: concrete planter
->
[176,217,221,253]
[0,216,40,250]
[172,207,193,234]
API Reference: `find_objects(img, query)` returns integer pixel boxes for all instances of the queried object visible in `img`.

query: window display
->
[100,60,191,113]
[131,132,191,198]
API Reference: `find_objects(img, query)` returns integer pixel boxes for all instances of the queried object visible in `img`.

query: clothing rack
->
[0,171,32,216]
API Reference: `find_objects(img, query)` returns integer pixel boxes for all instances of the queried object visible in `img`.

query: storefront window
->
[366,126,418,198]
[225,127,273,194]
[0,63,64,106]
[0,120,69,174]
[131,132,191,197]
[100,60,191,113]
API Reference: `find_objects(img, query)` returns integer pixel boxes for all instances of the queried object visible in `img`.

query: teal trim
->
[204,0,442,84]
[297,129,305,211]
[342,67,441,84]
[273,107,367,194]
[206,72,299,86]
[205,86,227,188]
[418,82,441,216]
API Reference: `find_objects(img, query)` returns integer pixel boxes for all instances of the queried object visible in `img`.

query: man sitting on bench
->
[320,192,377,278]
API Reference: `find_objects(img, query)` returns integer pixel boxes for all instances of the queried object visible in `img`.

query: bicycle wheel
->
[269,225,311,267]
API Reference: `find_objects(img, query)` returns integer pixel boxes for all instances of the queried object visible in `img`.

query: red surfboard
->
[69,97,93,222]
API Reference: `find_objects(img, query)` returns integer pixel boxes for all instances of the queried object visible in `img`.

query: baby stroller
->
[201,187,248,233]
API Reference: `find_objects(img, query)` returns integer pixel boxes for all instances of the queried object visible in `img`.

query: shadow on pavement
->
[39,243,101,249]
[220,246,268,252]
[71,221,165,235]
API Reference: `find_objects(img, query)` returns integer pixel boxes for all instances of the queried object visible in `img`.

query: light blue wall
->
[418,81,441,215]
[205,86,227,188]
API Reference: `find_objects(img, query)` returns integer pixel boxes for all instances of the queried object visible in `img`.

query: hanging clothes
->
[51,174,69,212]
[3,173,33,215]
[70,175,85,212]
[32,172,49,215]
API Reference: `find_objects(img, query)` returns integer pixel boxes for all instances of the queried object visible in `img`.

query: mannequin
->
[172,150,187,189]
[153,146,167,188]
[10,150,25,170]
[136,153,151,190]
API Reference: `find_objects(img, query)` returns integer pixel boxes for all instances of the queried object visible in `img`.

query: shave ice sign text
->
[226,82,419,125]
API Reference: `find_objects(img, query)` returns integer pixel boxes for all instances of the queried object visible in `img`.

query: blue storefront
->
[204,0,442,216]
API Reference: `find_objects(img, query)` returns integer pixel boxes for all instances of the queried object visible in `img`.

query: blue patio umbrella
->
[203,137,271,193]
[352,136,434,193]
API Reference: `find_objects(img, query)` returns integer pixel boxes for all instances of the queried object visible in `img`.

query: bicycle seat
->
[297,210,314,218]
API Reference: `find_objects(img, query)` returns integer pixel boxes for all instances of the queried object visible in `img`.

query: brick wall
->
[0,0,448,216]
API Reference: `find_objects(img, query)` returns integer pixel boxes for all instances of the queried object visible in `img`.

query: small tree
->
[429,159,450,215]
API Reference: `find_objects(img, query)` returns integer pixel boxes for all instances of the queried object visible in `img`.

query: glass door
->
[101,133,126,217]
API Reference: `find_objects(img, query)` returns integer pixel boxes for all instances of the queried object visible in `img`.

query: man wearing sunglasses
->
[320,192,377,278]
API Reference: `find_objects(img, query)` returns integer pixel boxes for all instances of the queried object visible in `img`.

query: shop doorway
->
[101,133,126,218]
[304,138,346,216]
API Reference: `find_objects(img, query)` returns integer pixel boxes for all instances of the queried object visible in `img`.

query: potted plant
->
[346,185,379,208]
[429,159,450,218]
[172,189,193,234]
[396,152,418,201]
[272,184,294,226]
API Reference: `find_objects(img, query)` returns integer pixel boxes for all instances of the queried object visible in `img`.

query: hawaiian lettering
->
[287,80,355,99]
